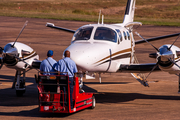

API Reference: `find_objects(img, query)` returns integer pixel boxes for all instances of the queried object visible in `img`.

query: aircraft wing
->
[31,60,41,69]
[135,33,180,44]
[118,63,160,73]
[117,63,160,87]
[46,23,75,33]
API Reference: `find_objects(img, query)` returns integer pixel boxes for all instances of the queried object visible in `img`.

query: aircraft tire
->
[16,90,25,97]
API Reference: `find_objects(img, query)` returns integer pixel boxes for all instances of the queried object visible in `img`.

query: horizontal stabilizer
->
[124,22,142,28]
[46,23,75,33]
[135,33,180,44]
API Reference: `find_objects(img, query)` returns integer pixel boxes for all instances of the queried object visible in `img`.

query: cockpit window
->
[72,26,93,41]
[94,27,117,43]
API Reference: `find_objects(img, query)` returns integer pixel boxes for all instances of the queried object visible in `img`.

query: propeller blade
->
[144,62,159,81]
[15,56,30,66]
[12,21,28,47]
[14,56,40,71]
[135,32,159,52]
[168,33,180,50]
[168,58,180,68]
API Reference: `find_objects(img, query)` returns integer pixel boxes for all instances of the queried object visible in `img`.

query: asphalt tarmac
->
[0,16,180,120]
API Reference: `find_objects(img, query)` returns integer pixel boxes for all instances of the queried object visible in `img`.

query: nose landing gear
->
[12,70,26,97]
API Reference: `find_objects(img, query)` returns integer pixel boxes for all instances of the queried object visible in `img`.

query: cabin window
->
[123,31,127,40]
[72,26,93,41]
[116,29,122,42]
[94,27,117,43]
[126,31,130,40]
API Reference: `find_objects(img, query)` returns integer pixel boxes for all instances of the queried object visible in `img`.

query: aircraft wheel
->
[91,96,96,109]
[16,90,25,97]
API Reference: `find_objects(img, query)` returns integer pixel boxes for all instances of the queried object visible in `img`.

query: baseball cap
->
[47,50,53,57]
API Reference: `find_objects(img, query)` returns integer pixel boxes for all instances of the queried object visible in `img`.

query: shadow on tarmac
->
[0,92,180,118]
[84,82,130,84]
[0,75,180,118]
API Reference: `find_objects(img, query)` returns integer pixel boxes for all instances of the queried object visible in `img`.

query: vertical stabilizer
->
[123,0,136,25]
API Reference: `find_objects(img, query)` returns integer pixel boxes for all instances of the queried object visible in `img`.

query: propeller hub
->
[157,45,174,67]
[2,44,18,66]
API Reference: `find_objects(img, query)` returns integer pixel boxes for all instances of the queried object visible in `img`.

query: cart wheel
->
[91,96,96,109]
[16,90,25,97]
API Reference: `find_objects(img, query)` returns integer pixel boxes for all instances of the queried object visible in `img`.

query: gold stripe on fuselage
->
[94,48,132,64]
[20,51,37,60]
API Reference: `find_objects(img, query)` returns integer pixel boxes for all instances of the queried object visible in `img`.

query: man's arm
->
[74,73,77,78]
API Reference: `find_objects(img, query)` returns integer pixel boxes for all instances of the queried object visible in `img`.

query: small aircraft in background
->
[46,0,180,91]
[0,21,41,96]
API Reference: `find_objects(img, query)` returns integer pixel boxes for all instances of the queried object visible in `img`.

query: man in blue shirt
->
[55,50,78,110]
[39,50,57,104]
[40,50,57,75]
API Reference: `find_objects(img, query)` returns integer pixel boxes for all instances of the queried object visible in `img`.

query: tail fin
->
[123,0,136,25]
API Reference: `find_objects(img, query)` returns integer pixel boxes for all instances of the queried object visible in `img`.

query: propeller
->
[143,62,159,81]
[168,34,180,50]
[0,21,28,69]
[12,21,28,47]
[135,32,159,52]
[135,32,180,80]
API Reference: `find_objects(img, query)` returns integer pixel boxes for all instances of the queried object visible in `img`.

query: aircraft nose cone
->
[65,42,110,71]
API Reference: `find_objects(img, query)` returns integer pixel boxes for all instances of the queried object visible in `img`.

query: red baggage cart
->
[36,72,95,113]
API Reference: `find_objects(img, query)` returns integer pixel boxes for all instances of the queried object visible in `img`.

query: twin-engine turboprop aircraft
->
[0,21,41,96]
[1,0,180,97]
[46,0,180,90]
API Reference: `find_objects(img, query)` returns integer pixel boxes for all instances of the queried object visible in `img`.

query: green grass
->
[0,0,179,26]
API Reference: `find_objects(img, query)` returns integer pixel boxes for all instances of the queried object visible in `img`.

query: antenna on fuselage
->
[98,10,101,24]
[102,15,104,24]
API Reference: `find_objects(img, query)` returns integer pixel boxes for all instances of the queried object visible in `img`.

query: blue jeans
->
[69,77,74,109]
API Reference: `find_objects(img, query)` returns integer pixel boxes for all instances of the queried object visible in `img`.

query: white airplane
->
[2,0,179,97]
[46,0,180,91]
[0,21,41,96]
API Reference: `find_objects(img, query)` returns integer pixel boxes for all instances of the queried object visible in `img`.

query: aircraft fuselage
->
[65,24,134,73]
